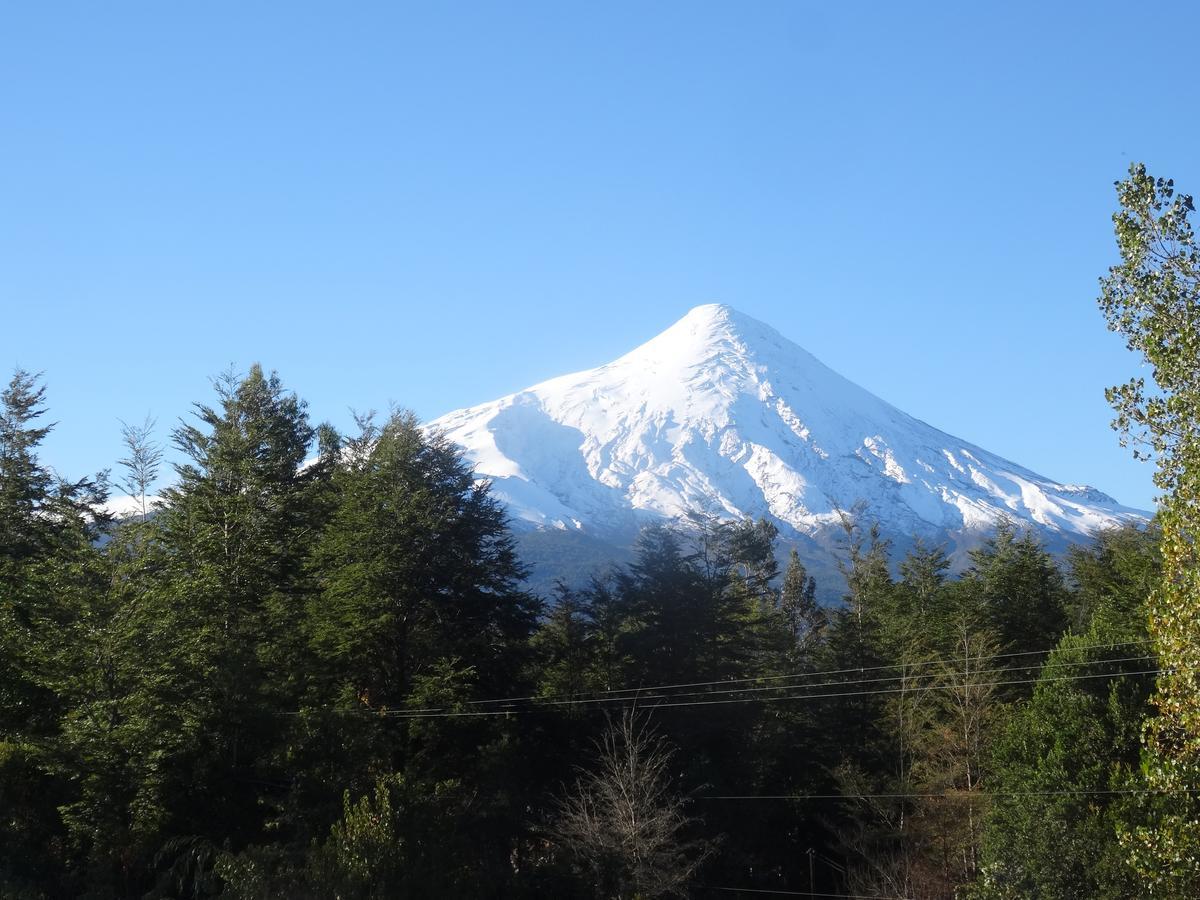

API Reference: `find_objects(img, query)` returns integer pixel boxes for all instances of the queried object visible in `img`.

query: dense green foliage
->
[1100,163,1200,896]
[4,163,1196,900]
[0,230,1186,900]
[972,527,1159,899]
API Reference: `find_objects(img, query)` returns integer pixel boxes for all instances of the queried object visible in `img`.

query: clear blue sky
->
[3,1,1195,511]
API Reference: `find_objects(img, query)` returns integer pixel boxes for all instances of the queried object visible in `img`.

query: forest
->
[0,169,1196,900]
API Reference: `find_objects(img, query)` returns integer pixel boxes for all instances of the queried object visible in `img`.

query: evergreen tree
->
[619,524,706,687]
[306,410,535,714]
[55,512,168,893]
[975,527,1158,899]
[580,569,634,693]
[0,370,109,893]
[297,410,539,889]
[780,548,823,653]
[216,775,479,899]
[818,508,894,764]
[534,582,599,702]
[117,414,162,521]
[891,538,953,652]
[1066,522,1160,633]
[0,370,56,566]
[111,365,327,888]
[962,520,1069,670]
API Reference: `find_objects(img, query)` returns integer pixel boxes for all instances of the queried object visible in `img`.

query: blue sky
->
[3,1,1196,511]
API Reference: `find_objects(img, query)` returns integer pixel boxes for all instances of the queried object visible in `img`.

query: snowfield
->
[428,304,1146,547]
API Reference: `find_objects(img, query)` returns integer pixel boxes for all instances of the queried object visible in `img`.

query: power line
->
[699,787,1200,801]
[608,667,1164,713]
[315,638,1155,717]
[523,653,1156,711]
[458,637,1156,709]
[702,887,912,899]
[386,651,1157,717]
[318,666,1164,720]
[343,665,1166,720]
[588,653,1155,704]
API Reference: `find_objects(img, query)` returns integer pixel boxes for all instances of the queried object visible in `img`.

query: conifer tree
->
[892,539,953,651]
[0,369,60,740]
[117,414,162,521]
[580,570,633,692]
[962,521,1069,670]
[0,370,109,893]
[306,410,535,714]
[620,524,706,686]
[975,526,1158,900]
[817,507,897,851]
[822,507,893,706]
[780,548,822,652]
[55,511,168,892]
[0,370,55,564]
[534,582,600,703]
[298,410,538,883]
[116,365,326,882]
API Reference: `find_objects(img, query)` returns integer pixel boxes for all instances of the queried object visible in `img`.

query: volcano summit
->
[429,305,1145,585]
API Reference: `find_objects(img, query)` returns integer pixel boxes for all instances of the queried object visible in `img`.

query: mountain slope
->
[429,305,1145,573]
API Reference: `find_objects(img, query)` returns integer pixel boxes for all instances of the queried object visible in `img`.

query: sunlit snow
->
[428,304,1147,542]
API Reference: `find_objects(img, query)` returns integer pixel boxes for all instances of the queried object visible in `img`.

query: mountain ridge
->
[429,304,1145,557]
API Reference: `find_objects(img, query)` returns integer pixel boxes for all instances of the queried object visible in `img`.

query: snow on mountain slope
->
[428,304,1146,546]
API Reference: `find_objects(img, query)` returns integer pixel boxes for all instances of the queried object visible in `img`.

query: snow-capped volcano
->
[430,304,1145,557]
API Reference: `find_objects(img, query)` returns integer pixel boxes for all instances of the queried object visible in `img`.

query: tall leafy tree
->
[1099,163,1200,895]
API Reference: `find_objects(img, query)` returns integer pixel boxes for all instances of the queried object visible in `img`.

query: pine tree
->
[110,365,327,885]
[818,507,897,859]
[0,370,109,893]
[963,520,1069,669]
[533,582,597,703]
[780,548,822,652]
[0,370,55,565]
[975,526,1158,900]
[117,414,163,521]
[619,523,707,687]
[298,410,539,886]
[306,410,535,714]
[892,538,953,651]
[821,507,893,702]
[0,369,60,740]
[55,511,168,892]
